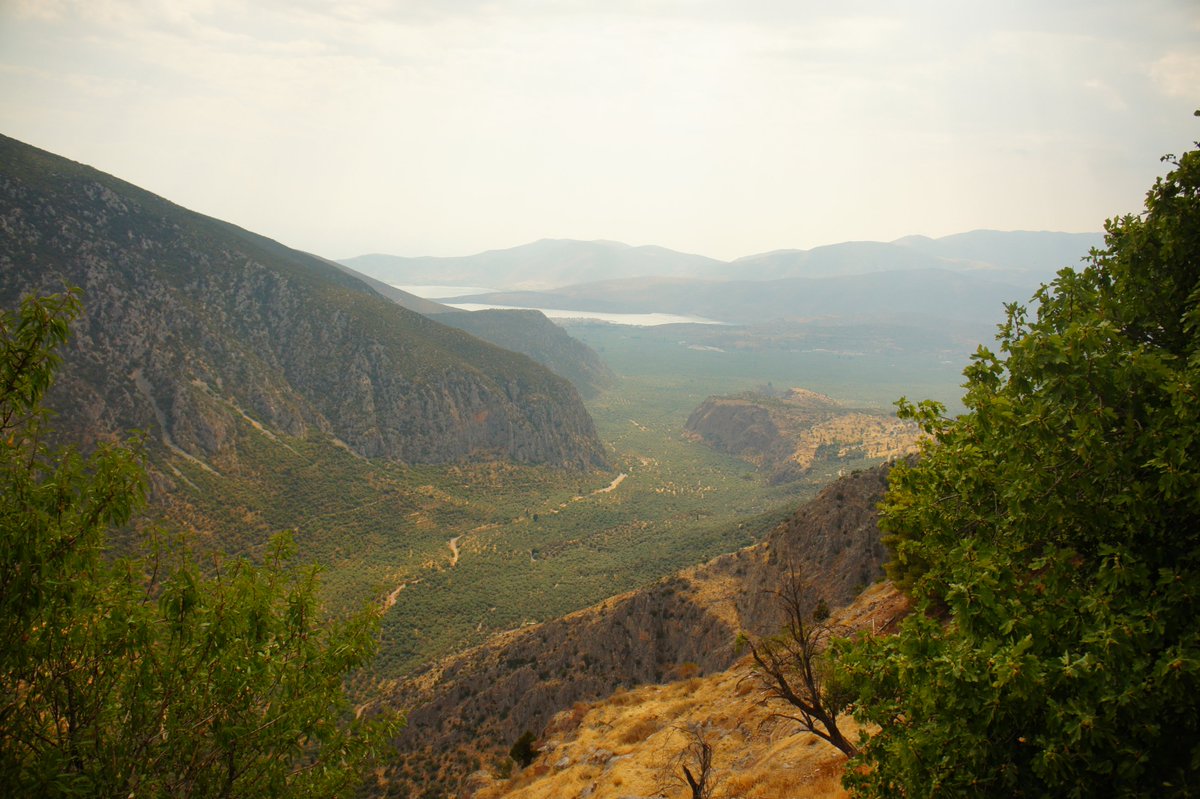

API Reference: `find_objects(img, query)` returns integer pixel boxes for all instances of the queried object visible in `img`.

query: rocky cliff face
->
[685,388,918,482]
[377,465,894,797]
[0,134,606,470]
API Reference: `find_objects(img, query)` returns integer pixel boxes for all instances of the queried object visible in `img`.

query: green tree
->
[508,730,537,769]
[836,141,1200,797]
[0,290,401,796]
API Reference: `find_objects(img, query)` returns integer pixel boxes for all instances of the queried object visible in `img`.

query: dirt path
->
[593,472,627,494]
[383,582,406,611]
[569,472,629,504]
[381,574,427,614]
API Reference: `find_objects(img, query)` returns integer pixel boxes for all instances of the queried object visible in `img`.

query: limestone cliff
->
[684,387,918,482]
[0,134,606,470]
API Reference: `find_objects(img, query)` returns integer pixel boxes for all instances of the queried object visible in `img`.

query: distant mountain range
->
[732,230,1102,284]
[341,231,1102,291]
[341,239,728,291]
[340,231,1103,329]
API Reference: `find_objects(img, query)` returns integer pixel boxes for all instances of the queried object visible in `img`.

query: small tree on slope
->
[835,139,1200,797]
[741,567,858,758]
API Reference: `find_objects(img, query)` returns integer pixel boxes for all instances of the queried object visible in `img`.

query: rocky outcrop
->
[683,398,788,465]
[379,464,895,797]
[0,134,606,470]
[685,388,917,482]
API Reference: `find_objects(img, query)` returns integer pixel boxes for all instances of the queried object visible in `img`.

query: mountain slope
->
[319,255,457,315]
[0,133,606,470]
[325,260,614,399]
[477,580,909,799]
[376,465,894,797]
[431,309,614,398]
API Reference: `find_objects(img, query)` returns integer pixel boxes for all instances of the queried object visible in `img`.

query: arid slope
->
[375,465,896,797]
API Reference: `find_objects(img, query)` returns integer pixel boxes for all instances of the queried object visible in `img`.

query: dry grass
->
[617,714,662,746]
[474,582,907,799]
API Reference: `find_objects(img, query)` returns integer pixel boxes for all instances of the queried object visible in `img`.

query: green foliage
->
[836,146,1200,796]
[0,291,400,797]
[508,730,537,769]
[371,371,818,677]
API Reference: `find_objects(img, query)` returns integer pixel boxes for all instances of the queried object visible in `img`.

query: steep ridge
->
[0,134,605,470]
[431,309,615,398]
[324,259,615,401]
[376,465,893,797]
[320,255,456,316]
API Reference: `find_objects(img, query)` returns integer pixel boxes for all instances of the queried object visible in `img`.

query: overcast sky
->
[1,1,1197,261]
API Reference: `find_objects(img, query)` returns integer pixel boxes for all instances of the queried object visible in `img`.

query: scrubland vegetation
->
[4,126,1197,798]
[456,139,1200,799]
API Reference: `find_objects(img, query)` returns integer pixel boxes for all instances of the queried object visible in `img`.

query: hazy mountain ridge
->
[733,230,1102,284]
[341,239,728,290]
[378,465,893,797]
[326,257,616,402]
[431,309,615,398]
[892,229,1103,277]
[0,133,606,470]
[342,231,1103,299]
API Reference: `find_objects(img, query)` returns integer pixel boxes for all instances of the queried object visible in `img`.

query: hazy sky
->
[1,1,1197,260]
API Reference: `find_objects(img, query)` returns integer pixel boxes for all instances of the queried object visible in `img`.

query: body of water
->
[394,285,725,327]
[444,302,724,327]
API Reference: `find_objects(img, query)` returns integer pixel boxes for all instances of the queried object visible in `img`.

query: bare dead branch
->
[742,565,858,758]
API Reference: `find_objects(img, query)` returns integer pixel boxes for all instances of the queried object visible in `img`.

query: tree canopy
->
[0,290,400,797]
[836,142,1200,796]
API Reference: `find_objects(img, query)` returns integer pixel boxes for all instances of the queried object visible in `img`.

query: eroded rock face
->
[0,135,606,470]
[684,399,785,463]
[685,388,918,482]
[383,464,895,798]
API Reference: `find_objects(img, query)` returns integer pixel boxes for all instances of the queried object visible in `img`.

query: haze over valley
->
[2,2,1197,796]
[0,127,1127,795]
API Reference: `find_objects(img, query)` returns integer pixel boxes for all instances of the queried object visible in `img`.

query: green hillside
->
[0,133,857,682]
